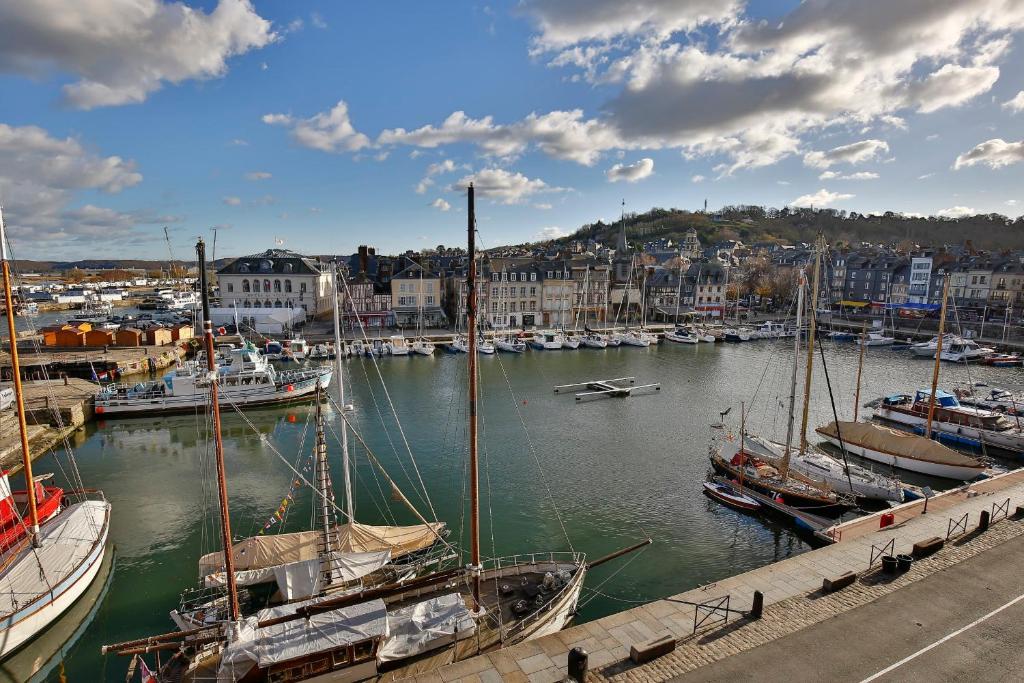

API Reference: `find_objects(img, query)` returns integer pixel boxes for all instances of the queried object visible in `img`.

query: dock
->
[0,341,188,381]
[0,378,97,472]
[401,467,1024,682]
[554,377,661,401]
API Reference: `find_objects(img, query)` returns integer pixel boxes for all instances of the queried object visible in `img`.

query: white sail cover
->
[198,522,443,576]
[0,500,108,621]
[377,593,477,662]
[217,598,388,682]
[818,421,984,467]
[203,549,392,601]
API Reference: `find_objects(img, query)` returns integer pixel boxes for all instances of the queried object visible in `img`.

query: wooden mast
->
[738,402,746,492]
[779,268,805,480]
[0,207,40,546]
[330,261,354,522]
[196,238,240,621]
[853,320,867,421]
[466,184,482,612]
[798,235,823,454]
[926,277,951,440]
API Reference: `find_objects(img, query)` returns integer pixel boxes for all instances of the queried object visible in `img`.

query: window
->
[501,287,507,297]
[492,286,499,296]
[529,301,536,311]
[243,300,250,308]
[273,279,281,292]
[492,273,499,282]
[285,280,292,292]
[510,272,517,281]
[501,272,507,281]
[227,283,234,292]
[242,279,250,292]
[529,287,536,296]
[274,300,282,308]
[546,271,553,278]
[510,302,517,312]
[425,296,434,305]
[264,299,272,308]
[399,283,406,293]
[263,279,271,291]
[530,272,537,281]
[492,302,498,312]
[520,287,526,296]
[300,283,307,293]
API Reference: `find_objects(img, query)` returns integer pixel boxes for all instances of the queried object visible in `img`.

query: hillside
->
[546,206,1024,253]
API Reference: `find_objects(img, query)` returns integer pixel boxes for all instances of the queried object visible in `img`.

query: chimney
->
[358,245,368,274]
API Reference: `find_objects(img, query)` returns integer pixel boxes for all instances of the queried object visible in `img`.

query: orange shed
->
[170,324,195,342]
[40,326,61,347]
[54,327,86,348]
[145,327,172,346]
[68,321,92,333]
[115,328,144,347]
[84,329,114,347]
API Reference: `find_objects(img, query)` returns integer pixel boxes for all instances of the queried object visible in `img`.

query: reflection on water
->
[22,340,1024,680]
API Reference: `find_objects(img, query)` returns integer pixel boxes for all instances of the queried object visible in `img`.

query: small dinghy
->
[702,481,761,512]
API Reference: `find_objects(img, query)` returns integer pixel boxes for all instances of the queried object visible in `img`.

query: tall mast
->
[926,277,951,439]
[330,261,354,522]
[466,184,482,612]
[314,388,337,589]
[779,269,806,479]
[0,208,40,546]
[853,320,867,421]
[673,250,683,324]
[196,238,240,621]
[798,236,823,454]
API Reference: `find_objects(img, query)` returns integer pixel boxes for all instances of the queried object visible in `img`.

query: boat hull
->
[875,407,1024,454]
[709,457,848,515]
[702,482,760,511]
[0,501,110,659]
[816,429,983,479]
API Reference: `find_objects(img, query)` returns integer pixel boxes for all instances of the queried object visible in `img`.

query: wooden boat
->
[702,481,760,511]
[981,353,1022,367]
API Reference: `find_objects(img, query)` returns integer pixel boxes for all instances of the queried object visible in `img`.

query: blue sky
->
[0,0,1023,260]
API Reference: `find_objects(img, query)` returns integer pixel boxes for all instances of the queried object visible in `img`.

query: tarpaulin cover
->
[377,593,477,662]
[217,599,388,682]
[198,522,443,575]
[817,421,983,467]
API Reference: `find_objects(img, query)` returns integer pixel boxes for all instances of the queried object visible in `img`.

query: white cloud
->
[430,198,451,212]
[776,180,791,186]
[452,168,565,204]
[0,0,276,109]
[954,138,1024,169]
[374,151,389,162]
[245,171,272,181]
[606,158,654,183]
[691,174,705,183]
[222,196,242,206]
[263,100,370,153]
[229,138,249,146]
[0,123,157,251]
[415,159,462,194]
[817,171,879,180]
[789,188,854,207]
[937,206,976,218]
[926,134,940,141]
[536,226,566,240]
[1002,91,1024,113]
[1005,199,1018,206]
[310,12,328,29]
[534,203,553,210]
[804,140,889,169]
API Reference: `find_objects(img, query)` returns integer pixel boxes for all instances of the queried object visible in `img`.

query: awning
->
[883,302,941,311]
[836,300,868,308]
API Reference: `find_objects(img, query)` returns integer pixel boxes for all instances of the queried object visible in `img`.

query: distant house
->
[390,262,447,327]
[145,328,173,346]
[54,327,87,348]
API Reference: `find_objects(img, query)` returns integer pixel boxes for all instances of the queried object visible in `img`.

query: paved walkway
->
[404,469,1024,683]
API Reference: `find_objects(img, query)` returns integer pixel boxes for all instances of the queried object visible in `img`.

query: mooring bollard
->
[567,646,589,682]
[751,590,764,619]
[979,509,990,531]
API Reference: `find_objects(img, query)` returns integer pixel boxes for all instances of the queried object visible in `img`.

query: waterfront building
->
[484,257,543,329]
[390,262,446,328]
[909,256,934,304]
[217,248,331,320]
[990,261,1024,312]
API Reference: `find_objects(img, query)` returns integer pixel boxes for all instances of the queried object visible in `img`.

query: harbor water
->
[13,337,1024,681]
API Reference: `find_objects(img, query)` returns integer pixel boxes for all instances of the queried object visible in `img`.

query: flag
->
[274,236,285,246]
[139,657,159,683]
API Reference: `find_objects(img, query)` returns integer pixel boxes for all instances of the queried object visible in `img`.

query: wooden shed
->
[68,321,92,333]
[41,326,62,347]
[145,327,172,346]
[54,327,87,348]
[84,329,115,347]
[170,324,195,342]
[115,328,144,347]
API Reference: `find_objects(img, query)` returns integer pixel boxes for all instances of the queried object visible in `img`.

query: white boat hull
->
[495,340,526,353]
[817,430,983,479]
[0,501,110,658]
[664,333,698,344]
[875,407,1024,453]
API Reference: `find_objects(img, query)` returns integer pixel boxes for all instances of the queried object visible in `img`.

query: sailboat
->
[816,276,987,479]
[105,185,648,682]
[710,239,852,514]
[410,262,436,356]
[704,404,761,512]
[0,208,111,658]
[665,257,699,344]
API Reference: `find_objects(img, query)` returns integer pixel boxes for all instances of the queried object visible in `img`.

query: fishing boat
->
[874,389,1024,453]
[702,481,760,512]
[307,343,333,360]
[104,187,648,683]
[530,330,564,350]
[939,338,993,363]
[858,331,894,346]
[0,208,111,658]
[94,345,332,417]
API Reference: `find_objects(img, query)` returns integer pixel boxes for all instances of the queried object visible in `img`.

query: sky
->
[0,0,1023,260]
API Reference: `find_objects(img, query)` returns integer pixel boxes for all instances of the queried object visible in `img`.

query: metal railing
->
[869,538,895,568]
[947,512,969,540]
[694,595,730,633]
[991,497,1011,523]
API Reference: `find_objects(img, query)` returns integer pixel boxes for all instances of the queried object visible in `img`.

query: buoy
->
[286,384,294,392]
[522,399,528,405]
[287,414,297,423]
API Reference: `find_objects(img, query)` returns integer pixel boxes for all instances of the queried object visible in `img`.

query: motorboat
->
[724,327,754,342]
[389,335,411,356]
[939,338,993,363]
[283,338,310,361]
[664,326,699,344]
[694,328,717,343]
[753,321,794,340]
[981,353,1023,367]
[858,332,894,346]
[909,334,955,358]
[957,386,1024,414]
[530,330,564,350]
[874,389,1024,454]
[580,333,608,349]
[411,338,435,356]
[95,346,332,417]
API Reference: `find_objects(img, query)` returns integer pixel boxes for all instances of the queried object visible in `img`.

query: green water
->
[20,339,1024,680]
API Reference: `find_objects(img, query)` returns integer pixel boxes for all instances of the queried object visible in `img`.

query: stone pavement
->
[402,469,1024,683]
